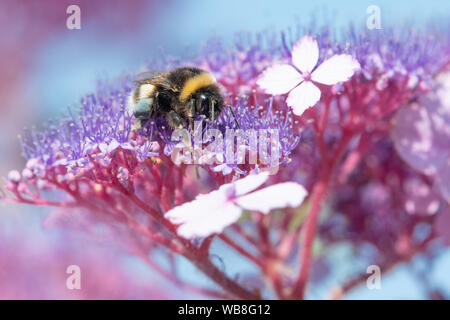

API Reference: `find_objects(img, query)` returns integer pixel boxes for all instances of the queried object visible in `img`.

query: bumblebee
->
[127,67,239,131]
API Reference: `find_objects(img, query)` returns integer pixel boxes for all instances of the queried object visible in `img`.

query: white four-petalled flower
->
[257,35,360,115]
[165,172,308,239]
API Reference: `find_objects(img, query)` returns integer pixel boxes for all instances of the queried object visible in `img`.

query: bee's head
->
[193,85,224,120]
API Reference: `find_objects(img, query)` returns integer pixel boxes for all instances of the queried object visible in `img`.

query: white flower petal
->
[256,64,302,95]
[120,142,135,151]
[291,35,319,73]
[221,172,270,197]
[213,164,233,175]
[164,172,277,238]
[98,142,108,154]
[235,182,308,214]
[177,203,241,239]
[286,81,321,115]
[165,190,242,239]
[311,54,360,85]
[107,139,120,153]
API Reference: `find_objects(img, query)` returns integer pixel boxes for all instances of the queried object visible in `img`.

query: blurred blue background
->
[1,0,449,299]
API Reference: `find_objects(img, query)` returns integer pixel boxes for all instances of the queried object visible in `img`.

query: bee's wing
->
[134,71,164,82]
[134,71,178,92]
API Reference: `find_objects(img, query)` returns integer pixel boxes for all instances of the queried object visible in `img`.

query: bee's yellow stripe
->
[179,72,216,101]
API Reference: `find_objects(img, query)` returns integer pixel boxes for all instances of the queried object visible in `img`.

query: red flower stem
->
[219,234,263,268]
[231,224,260,249]
[128,192,177,232]
[270,271,287,299]
[320,95,331,131]
[122,214,185,255]
[292,130,353,299]
[147,162,162,191]
[2,197,78,207]
[199,235,215,254]
[137,251,232,299]
[175,166,184,205]
[330,231,435,299]
[128,189,259,299]
[109,181,258,300]
[160,164,174,212]
[23,162,257,299]
[292,165,330,299]
[277,225,302,260]
[337,131,376,183]
[187,252,260,300]
[256,213,271,256]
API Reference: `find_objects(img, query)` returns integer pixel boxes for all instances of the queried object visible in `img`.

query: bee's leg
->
[167,110,192,148]
[225,105,241,129]
[188,99,195,132]
[196,95,205,113]
[209,99,215,123]
[166,110,185,130]
[132,119,140,130]
[188,118,194,132]
[133,118,150,130]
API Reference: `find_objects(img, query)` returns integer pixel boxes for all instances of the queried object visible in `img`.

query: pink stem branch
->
[292,128,353,299]
[219,234,263,268]
[291,166,330,299]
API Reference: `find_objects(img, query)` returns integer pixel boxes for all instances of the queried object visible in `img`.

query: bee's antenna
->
[226,105,241,129]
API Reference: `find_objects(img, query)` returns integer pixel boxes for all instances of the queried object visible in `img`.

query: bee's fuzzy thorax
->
[179,72,216,101]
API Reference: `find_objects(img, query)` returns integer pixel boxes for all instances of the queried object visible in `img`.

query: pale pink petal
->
[256,64,302,95]
[167,190,222,223]
[291,35,319,73]
[235,182,308,214]
[165,190,242,239]
[223,171,270,197]
[311,54,360,85]
[286,81,321,115]
[165,172,274,238]
[176,203,242,239]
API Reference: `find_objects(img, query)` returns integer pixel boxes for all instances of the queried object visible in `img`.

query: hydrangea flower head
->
[3,22,450,300]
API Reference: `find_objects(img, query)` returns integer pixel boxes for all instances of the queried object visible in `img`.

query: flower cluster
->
[2,23,450,300]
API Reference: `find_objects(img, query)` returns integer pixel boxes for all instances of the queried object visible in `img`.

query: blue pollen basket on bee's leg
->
[132,98,152,130]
